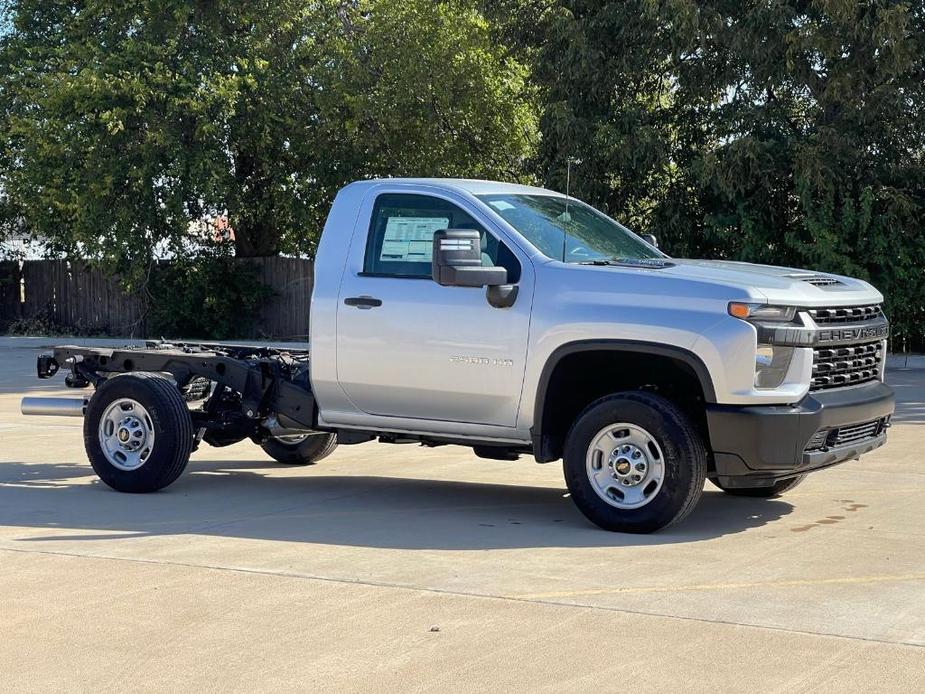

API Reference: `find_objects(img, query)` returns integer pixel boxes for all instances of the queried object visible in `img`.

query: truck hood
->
[658,259,883,306]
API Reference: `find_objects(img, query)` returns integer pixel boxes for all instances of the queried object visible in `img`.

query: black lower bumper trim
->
[706,381,894,486]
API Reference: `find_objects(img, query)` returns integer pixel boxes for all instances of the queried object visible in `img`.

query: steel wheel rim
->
[98,398,155,471]
[585,422,665,510]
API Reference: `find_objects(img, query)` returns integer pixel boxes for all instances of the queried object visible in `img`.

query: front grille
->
[803,417,887,454]
[834,419,884,446]
[808,304,882,324]
[811,340,883,391]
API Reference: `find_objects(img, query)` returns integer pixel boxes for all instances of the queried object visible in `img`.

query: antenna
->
[561,157,581,262]
[564,156,581,210]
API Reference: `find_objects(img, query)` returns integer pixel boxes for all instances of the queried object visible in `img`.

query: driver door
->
[334,192,533,427]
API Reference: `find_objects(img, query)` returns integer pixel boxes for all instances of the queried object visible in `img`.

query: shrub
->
[146,253,273,340]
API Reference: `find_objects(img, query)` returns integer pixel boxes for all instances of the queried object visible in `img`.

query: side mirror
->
[642,233,659,248]
[432,229,507,287]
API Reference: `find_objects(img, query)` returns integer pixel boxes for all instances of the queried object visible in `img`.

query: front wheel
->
[261,433,338,465]
[709,475,805,498]
[563,392,707,533]
[84,372,194,493]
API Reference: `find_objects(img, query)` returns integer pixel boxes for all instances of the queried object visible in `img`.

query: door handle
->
[344,296,382,309]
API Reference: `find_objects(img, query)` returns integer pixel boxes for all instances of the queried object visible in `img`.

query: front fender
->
[519,305,722,435]
[519,312,807,441]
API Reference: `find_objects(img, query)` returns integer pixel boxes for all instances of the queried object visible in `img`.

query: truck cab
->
[311,178,894,531]
[24,178,895,533]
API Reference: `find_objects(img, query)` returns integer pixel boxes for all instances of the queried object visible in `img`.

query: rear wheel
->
[84,372,194,493]
[261,433,338,465]
[563,391,706,533]
[709,475,805,498]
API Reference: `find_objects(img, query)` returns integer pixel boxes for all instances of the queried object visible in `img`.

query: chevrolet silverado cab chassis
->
[22,179,895,533]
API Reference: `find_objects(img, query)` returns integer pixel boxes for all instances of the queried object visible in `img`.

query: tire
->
[709,474,805,498]
[84,372,194,493]
[261,433,338,465]
[563,391,707,533]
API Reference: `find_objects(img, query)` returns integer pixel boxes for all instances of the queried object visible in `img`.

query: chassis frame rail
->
[37,342,317,430]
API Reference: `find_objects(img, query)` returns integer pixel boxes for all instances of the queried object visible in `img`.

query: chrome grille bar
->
[834,420,881,445]
[811,339,883,390]
[808,303,885,392]
[808,304,882,325]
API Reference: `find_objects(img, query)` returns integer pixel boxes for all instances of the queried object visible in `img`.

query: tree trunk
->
[233,220,281,258]
[231,150,282,257]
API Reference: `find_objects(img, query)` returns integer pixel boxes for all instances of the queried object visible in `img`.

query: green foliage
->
[523,0,925,350]
[145,248,273,340]
[0,0,537,265]
[326,1,537,183]
[4,309,106,338]
[0,2,10,35]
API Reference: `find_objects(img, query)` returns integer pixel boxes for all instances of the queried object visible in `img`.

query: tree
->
[0,0,537,268]
[693,0,925,350]
[0,1,10,35]
[323,0,537,186]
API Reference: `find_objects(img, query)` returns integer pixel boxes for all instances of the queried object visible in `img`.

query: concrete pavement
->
[0,340,923,692]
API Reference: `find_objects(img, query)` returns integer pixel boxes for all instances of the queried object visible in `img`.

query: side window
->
[363,194,520,281]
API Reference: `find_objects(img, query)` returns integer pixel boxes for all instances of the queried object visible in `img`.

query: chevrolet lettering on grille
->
[816,324,889,343]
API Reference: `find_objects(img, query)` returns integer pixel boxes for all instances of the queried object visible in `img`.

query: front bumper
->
[706,381,895,488]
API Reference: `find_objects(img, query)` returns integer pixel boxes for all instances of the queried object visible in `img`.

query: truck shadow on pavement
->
[0,459,793,549]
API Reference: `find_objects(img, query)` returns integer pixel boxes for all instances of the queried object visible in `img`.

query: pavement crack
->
[2,546,922,650]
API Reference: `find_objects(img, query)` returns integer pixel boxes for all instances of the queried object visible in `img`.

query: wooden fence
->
[0,257,313,340]
[247,256,313,340]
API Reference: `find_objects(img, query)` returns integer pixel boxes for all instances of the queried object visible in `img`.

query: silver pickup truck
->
[22,178,895,533]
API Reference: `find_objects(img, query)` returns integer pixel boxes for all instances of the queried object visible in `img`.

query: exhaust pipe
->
[21,397,88,417]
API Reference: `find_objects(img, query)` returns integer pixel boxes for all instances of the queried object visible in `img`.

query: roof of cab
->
[346,178,565,197]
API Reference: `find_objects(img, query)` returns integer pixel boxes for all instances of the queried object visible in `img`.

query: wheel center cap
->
[610,445,647,487]
[118,428,130,442]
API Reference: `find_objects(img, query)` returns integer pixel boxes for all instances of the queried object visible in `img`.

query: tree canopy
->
[0,0,537,266]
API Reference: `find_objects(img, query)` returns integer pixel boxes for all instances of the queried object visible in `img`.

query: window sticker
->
[379,216,450,262]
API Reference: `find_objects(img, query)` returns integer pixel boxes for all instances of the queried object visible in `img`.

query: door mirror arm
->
[486,284,518,309]
[435,264,508,288]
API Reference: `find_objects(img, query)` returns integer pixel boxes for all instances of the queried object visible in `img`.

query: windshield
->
[477,194,665,263]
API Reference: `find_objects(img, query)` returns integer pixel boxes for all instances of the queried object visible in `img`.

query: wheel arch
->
[530,340,717,462]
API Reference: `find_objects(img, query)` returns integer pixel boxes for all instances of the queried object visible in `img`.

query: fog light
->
[755,344,794,389]
[805,429,829,451]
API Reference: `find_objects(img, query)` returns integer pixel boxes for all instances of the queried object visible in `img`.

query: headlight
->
[755,344,795,388]
[728,303,797,322]
[729,303,801,389]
